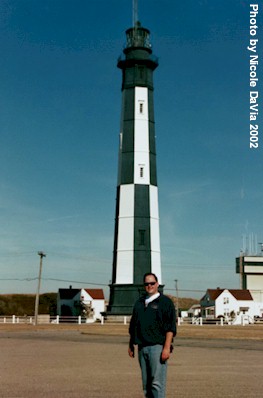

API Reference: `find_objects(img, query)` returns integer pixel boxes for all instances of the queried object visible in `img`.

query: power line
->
[0,277,109,286]
[0,278,38,281]
[0,250,237,268]
[165,263,234,269]
[165,288,206,293]
[0,250,112,264]
[0,252,38,258]
[0,278,233,296]
[42,277,109,286]
[47,251,110,262]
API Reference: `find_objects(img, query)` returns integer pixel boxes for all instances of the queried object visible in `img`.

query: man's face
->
[144,274,159,296]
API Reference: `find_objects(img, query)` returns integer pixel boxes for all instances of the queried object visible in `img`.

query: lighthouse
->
[107,19,162,315]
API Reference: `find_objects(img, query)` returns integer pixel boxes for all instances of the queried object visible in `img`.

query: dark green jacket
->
[129,293,176,346]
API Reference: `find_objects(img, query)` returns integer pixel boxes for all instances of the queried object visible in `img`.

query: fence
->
[177,316,260,326]
[0,315,93,325]
[1,315,261,326]
[50,316,91,324]
[0,315,34,324]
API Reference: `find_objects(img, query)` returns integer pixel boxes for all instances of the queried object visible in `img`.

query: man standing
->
[128,273,176,398]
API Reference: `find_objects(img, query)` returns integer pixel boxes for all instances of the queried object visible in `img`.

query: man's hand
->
[128,344,135,358]
[161,331,174,362]
[161,346,170,362]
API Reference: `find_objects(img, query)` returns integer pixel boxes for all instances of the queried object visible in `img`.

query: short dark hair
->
[143,272,158,282]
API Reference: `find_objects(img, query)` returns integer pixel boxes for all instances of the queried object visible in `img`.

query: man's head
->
[143,273,159,296]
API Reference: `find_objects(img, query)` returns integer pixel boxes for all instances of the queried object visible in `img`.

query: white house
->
[187,304,201,318]
[80,288,105,321]
[57,287,105,321]
[200,288,263,324]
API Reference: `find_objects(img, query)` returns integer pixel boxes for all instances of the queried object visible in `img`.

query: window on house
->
[223,297,229,305]
[139,230,146,246]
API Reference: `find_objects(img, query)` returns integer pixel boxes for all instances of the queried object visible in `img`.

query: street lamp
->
[34,251,46,325]
[174,279,179,315]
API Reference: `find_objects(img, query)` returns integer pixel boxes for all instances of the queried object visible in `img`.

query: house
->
[200,288,263,324]
[187,304,201,318]
[57,287,105,321]
[80,288,105,321]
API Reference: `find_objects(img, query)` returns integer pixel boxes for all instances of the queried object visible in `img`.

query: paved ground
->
[0,326,263,397]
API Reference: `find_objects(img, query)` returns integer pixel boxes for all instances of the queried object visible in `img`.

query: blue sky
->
[0,0,262,299]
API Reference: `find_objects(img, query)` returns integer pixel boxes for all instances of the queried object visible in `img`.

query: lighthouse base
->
[106,283,164,316]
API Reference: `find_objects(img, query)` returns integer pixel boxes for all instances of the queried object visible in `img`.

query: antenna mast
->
[133,0,138,26]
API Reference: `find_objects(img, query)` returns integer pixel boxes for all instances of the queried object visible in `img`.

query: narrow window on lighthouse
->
[140,166,144,178]
[138,66,144,79]
[139,230,146,246]
[139,102,144,114]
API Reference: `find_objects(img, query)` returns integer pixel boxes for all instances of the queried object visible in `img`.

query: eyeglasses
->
[144,282,156,286]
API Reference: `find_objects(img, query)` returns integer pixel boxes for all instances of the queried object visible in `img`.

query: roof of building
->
[189,304,201,309]
[58,288,105,300]
[201,289,253,302]
[228,289,253,300]
[58,288,80,300]
[84,289,104,300]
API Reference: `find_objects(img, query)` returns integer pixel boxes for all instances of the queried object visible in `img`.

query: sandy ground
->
[1,322,263,339]
[0,324,263,397]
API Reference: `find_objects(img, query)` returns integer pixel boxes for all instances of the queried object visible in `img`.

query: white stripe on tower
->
[115,184,134,284]
[134,87,150,184]
[149,185,162,283]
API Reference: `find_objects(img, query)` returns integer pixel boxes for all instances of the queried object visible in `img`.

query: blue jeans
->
[138,345,168,398]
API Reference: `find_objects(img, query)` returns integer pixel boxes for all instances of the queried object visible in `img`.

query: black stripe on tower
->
[148,89,157,186]
[133,184,151,284]
[120,88,135,185]
[111,186,120,284]
[119,61,156,90]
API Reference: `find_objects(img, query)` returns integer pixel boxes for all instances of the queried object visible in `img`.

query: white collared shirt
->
[145,292,160,307]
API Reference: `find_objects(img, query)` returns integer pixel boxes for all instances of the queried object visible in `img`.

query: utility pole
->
[174,279,179,316]
[34,251,46,325]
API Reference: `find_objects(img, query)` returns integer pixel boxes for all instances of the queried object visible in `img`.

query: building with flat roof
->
[236,255,263,301]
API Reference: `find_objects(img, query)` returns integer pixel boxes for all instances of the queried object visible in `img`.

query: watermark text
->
[248,4,260,148]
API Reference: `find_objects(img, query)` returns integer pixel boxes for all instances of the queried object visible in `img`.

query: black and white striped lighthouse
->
[107,20,162,315]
